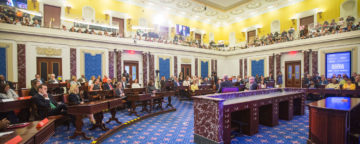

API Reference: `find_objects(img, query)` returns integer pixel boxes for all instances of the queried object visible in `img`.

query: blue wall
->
[85,53,102,80]
[251,59,264,77]
[201,61,208,78]
[159,58,170,79]
[0,48,6,79]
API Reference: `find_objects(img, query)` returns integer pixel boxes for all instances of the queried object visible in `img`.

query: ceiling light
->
[250,12,256,15]
[268,5,274,9]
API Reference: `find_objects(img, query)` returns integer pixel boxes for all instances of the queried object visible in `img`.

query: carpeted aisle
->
[46,97,309,144]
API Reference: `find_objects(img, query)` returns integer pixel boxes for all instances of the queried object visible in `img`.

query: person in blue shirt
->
[319,75,329,85]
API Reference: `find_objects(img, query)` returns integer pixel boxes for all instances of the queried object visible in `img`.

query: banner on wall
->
[159,58,170,79]
[251,59,264,77]
[85,53,102,80]
[326,51,351,78]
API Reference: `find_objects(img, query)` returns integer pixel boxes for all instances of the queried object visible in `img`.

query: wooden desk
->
[0,119,55,144]
[67,98,123,139]
[307,97,360,144]
[0,99,31,112]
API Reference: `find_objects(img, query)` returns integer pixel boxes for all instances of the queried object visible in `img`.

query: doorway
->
[43,4,61,28]
[37,57,62,82]
[112,17,125,37]
[124,61,139,85]
[285,61,301,87]
[181,64,191,80]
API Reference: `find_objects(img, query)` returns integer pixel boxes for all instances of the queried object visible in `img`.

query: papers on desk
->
[0,131,14,137]
[0,99,15,102]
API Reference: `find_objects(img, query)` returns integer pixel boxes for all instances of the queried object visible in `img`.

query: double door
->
[124,61,139,85]
[181,64,191,80]
[37,58,62,82]
[285,61,301,87]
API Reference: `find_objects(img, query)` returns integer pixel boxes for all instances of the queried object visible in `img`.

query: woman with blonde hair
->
[88,76,96,86]
[68,84,95,124]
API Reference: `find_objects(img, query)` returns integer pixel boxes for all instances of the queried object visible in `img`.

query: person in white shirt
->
[48,74,59,84]
[88,76,96,86]
[131,79,141,88]
[182,76,190,86]
[0,84,18,99]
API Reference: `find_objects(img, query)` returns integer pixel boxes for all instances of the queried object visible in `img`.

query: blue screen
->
[0,0,28,9]
[176,24,190,36]
[326,51,351,78]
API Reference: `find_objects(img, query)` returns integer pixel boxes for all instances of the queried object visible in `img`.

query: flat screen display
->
[325,51,351,78]
[176,24,190,36]
[0,0,27,9]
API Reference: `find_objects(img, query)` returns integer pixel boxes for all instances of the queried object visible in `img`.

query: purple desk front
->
[193,88,306,144]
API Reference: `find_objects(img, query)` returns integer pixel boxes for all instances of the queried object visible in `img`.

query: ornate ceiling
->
[117,0,302,26]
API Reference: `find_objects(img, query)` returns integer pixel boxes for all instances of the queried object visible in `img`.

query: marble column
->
[149,54,155,83]
[276,54,281,75]
[239,59,243,78]
[143,53,148,86]
[215,60,217,74]
[244,59,247,77]
[174,56,178,77]
[312,51,318,75]
[109,51,114,79]
[269,55,274,76]
[70,48,76,77]
[116,51,122,80]
[304,51,309,75]
[17,44,26,88]
[195,58,198,76]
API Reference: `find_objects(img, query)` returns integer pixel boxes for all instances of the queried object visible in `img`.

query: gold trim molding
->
[36,47,62,56]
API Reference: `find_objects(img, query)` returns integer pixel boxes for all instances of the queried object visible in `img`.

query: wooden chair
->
[21,88,30,97]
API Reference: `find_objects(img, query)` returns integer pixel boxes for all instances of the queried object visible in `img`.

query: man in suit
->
[173,78,181,90]
[32,84,67,119]
[123,70,130,83]
[77,74,87,83]
[217,75,233,93]
[0,75,14,89]
[249,76,258,90]
[103,79,114,90]
[32,74,44,85]
[160,76,166,92]
[121,77,127,90]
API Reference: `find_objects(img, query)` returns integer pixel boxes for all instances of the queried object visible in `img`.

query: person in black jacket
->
[248,76,258,90]
[29,80,41,96]
[68,84,95,124]
[32,84,67,119]
[217,75,233,93]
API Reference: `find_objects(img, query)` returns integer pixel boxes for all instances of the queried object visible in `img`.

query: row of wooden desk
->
[0,119,55,144]
[306,88,360,98]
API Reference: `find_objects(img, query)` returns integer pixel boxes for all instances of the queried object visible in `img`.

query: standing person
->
[276,72,283,88]
[248,76,258,90]
[123,70,130,83]
[160,76,166,91]
[217,75,232,93]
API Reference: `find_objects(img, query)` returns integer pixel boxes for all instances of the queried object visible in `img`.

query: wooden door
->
[300,15,314,27]
[285,61,301,87]
[195,33,202,43]
[124,61,139,85]
[112,17,125,37]
[247,30,256,44]
[181,64,191,79]
[37,58,62,81]
[43,5,61,28]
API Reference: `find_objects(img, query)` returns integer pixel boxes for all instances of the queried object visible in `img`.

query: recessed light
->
[268,5,274,9]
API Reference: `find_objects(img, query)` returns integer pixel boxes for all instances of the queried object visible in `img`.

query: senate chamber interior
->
[0,0,360,144]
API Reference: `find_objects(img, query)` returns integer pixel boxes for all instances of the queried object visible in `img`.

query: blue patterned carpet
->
[46,97,310,144]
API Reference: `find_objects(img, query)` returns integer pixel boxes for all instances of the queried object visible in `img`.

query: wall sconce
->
[104,10,111,20]
[65,5,72,14]
[316,8,324,19]
[291,18,296,25]
[32,0,37,9]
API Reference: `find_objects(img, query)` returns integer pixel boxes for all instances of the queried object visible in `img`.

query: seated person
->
[146,81,157,94]
[0,84,19,124]
[319,75,328,85]
[90,79,102,91]
[131,79,141,88]
[48,74,59,84]
[32,74,44,84]
[0,118,10,130]
[202,77,211,85]
[115,82,130,111]
[343,79,356,90]
[248,76,258,90]
[103,79,114,90]
[182,76,190,87]
[88,76,96,86]
[217,75,233,93]
[0,84,18,99]
[173,78,181,90]
[32,84,67,119]
[29,80,41,96]
[308,81,317,88]
[77,75,87,83]
[260,80,267,89]
[0,74,14,89]
[325,78,340,89]
[190,80,199,92]
[70,76,81,86]
[68,84,95,124]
